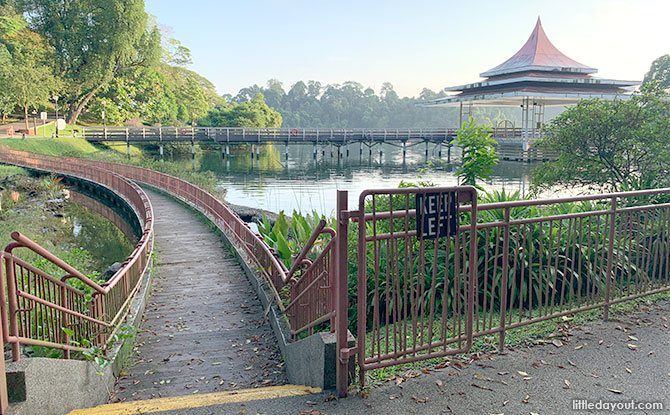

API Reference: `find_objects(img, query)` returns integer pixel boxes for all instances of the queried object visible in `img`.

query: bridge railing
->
[0,148,154,360]
[81,126,460,143]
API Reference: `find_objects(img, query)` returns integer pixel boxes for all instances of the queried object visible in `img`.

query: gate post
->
[0,320,7,414]
[335,190,350,397]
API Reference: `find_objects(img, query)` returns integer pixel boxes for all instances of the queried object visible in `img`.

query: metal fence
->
[0,149,154,360]
[334,186,670,395]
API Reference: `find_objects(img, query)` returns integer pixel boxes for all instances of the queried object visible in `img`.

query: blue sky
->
[145,0,670,97]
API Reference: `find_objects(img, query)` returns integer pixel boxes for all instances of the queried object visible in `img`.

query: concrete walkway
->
[112,189,286,402]
[81,297,670,414]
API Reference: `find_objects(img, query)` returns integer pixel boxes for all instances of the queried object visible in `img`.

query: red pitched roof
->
[480,18,596,78]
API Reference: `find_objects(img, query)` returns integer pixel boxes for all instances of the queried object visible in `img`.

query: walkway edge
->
[67,385,322,415]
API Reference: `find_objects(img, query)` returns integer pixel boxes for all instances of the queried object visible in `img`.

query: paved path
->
[112,189,286,402]
[81,297,670,414]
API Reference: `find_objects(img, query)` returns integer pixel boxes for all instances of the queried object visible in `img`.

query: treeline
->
[0,0,224,128]
[225,80,520,129]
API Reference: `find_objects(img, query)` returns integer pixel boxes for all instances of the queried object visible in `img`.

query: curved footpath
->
[112,189,286,401]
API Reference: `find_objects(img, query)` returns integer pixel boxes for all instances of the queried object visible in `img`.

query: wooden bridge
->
[80,126,536,145]
[81,126,554,161]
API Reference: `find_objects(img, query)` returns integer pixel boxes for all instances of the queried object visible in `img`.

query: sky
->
[145,0,670,98]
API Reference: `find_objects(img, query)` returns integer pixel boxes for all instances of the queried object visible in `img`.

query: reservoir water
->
[162,143,536,217]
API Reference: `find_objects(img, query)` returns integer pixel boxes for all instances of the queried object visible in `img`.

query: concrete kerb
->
[139,184,352,390]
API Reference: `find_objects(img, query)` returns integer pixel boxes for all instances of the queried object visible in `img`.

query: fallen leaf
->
[648,351,655,356]
[598,340,604,345]
[518,371,530,377]
[502,400,509,406]
[574,344,584,350]
[522,394,530,404]
[523,376,533,381]
[625,368,632,374]
[498,371,509,376]
[627,344,638,350]
[607,388,623,394]
[412,396,429,403]
[567,360,577,367]
[395,377,403,386]
[552,340,563,348]
[628,335,639,341]
[389,394,400,400]
[436,379,443,387]
[563,380,571,389]
[471,383,494,391]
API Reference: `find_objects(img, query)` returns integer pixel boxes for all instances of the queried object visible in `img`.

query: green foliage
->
[200,94,282,128]
[453,118,499,189]
[26,0,162,123]
[257,210,335,268]
[230,79,520,128]
[533,85,670,192]
[643,54,670,89]
[0,11,59,126]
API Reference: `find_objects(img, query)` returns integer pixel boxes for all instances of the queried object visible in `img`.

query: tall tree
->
[0,12,58,129]
[200,94,281,128]
[27,0,160,124]
[643,54,670,89]
[533,84,670,192]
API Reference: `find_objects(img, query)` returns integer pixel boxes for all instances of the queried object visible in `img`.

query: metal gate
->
[335,186,479,391]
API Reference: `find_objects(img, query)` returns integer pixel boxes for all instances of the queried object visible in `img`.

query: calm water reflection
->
[162,143,536,216]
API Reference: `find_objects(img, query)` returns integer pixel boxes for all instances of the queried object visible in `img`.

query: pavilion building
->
[421,18,639,151]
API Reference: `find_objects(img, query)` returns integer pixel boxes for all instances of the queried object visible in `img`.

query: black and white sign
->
[416,191,458,239]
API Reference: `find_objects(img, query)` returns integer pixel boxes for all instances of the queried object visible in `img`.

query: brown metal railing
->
[0,148,154,361]
[0,148,336,346]
[338,186,670,395]
[285,220,337,336]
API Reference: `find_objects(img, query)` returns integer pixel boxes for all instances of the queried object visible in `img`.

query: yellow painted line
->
[68,384,322,415]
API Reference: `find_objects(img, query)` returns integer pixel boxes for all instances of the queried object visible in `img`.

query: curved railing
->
[0,147,154,360]
[0,147,338,346]
[77,158,336,335]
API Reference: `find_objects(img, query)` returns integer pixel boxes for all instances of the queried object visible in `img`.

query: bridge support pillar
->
[438,142,442,158]
[346,143,349,158]
[313,143,317,159]
[251,144,255,159]
[285,143,289,161]
[447,144,451,163]
[425,141,429,160]
[402,142,406,163]
[359,142,362,158]
[379,145,383,164]
[191,140,195,171]
[256,143,261,160]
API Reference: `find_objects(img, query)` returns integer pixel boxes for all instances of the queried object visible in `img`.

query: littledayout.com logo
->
[572,399,664,412]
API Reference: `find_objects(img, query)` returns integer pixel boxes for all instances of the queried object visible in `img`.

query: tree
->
[453,118,499,189]
[0,13,58,129]
[533,85,670,192]
[27,0,161,124]
[200,94,281,128]
[643,54,670,89]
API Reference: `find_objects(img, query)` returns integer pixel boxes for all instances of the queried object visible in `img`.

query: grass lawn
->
[2,136,142,158]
